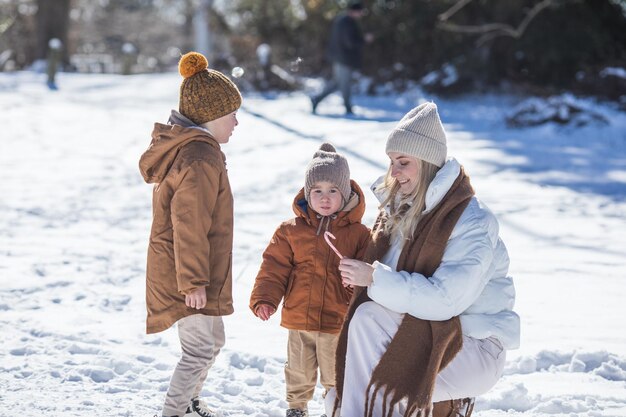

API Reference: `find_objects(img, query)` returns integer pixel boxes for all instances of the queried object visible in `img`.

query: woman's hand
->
[256,304,276,321]
[185,287,207,309]
[339,258,374,288]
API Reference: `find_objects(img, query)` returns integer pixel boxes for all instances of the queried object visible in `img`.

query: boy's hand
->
[185,287,207,310]
[256,304,276,321]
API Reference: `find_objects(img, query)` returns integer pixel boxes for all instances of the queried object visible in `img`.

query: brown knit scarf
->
[334,167,474,417]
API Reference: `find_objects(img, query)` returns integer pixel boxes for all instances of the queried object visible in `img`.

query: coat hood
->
[139,121,220,184]
[292,179,366,227]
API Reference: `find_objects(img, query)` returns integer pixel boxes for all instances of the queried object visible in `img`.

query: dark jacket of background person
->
[327,12,365,70]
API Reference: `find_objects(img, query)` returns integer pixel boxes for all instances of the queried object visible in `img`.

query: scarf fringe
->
[364,381,432,417]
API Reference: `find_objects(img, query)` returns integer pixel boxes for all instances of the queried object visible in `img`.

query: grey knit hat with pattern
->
[385,102,447,167]
[304,143,351,204]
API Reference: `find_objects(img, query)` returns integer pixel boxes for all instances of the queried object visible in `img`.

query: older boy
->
[139,51,242,417]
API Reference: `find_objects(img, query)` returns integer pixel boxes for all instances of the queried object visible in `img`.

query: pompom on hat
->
[304,143,351,204]
[178,51,242,125]
[385,102,447,167]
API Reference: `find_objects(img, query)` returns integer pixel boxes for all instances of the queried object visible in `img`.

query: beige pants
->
[162,314,225,417]
[285,329,338,410]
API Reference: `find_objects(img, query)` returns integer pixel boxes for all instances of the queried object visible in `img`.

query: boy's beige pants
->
[162,314,225,417]
[285,329,339,411]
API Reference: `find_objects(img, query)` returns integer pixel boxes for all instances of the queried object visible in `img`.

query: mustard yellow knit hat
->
[178,52,242,125]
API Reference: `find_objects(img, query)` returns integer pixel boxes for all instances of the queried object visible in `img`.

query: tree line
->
[1,0,625,100]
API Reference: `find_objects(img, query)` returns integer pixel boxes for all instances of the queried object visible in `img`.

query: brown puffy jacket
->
[139,123,234,334]
[249,180,370,334]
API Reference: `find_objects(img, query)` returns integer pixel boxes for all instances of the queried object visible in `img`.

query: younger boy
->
[249,143,371,417]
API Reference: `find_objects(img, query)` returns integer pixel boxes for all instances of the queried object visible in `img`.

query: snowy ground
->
[1,71,625,417]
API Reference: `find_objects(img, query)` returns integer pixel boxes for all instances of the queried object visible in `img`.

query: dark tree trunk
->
[36,0,71,65]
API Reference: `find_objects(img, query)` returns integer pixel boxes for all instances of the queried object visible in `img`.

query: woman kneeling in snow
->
[330,102,520,417]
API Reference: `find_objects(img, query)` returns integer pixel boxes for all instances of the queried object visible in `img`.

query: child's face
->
[205,111,238,143]
[309,181,343,216]
[388,152,420,195]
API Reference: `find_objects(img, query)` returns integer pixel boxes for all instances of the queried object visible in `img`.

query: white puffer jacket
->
[367,158,520,349]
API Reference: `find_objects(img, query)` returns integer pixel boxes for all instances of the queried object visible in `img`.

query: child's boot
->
[185,397,218,417]
[286,409,307,417]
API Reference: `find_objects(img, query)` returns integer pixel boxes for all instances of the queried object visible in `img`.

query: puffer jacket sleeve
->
[170,160,219,295]
[368,200,499,321]
[249,225,295,314]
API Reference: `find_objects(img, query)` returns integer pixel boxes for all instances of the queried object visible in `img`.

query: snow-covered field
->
[1,71,625,417]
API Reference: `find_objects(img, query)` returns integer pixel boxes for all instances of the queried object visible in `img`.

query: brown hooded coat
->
[249,181,371,334]
[139,123,234,334]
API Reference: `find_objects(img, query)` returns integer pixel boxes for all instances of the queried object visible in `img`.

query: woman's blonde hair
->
[376,157,440,239]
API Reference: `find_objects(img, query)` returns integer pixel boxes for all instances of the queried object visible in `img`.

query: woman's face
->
[205,111,238,143]
[388,152,420,195]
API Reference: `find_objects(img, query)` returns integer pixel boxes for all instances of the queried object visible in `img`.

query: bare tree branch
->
[437,0,557,45]
[437,0,473,22]
[0,15,16,37]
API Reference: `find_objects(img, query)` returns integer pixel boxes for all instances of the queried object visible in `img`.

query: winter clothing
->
[286,330,338,410]
[142,52,241,417]
[333,302,504,417]
[334,157,519,417]
[162,314,225,417]
[369,159,520,350]
[139,117,234,334]
[249,180,370,333]
[327,12,366,70]
[385,102,448,168]
[304,143,352,204]
[178,52,242,125]
[286,409,308,417]
[335,163,474,417]
[250,178,370,414]
[311,9,366,114]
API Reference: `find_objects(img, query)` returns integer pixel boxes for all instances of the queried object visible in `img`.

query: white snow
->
[1,71,625,417]
[600,67,626,79]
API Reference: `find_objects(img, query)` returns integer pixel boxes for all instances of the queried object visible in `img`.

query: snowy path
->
[1,72,625,416]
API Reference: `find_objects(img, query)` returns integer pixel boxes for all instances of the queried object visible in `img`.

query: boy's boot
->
[286,409,307,417]
[185,397,218,417]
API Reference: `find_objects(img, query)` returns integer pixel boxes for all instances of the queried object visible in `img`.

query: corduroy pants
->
[162,314,225,417]
[327,302,506,417]
[286,329,339,411]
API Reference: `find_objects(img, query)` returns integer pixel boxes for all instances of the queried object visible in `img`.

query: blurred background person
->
[310,1,373,116]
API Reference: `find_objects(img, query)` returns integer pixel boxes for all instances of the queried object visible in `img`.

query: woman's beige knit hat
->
[304,143,351,204]
[178,52,242,125]
[385,102,447,167]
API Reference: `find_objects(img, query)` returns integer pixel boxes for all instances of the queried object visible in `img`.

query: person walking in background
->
[329,102,520,417]
[138,51,242,417]
[311,1,372,116]
[249,143,371,417]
